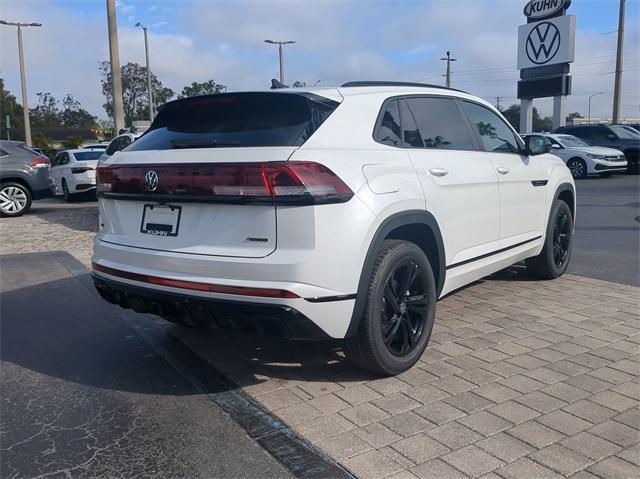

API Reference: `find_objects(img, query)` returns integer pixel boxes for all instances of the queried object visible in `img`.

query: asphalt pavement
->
[568,173,640,287]
[0,252,295,479]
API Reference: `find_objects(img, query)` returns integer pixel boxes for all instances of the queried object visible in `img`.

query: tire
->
[344,240,436,376]
[0,182,32,217]
[62,179,73,202]
[526,200,573,279]
[566,158,587,179]
[625,152,639,175]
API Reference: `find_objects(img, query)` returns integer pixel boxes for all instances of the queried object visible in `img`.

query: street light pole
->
[0,20,42,147]
[588,92,603,125]
[135,22,153,122]
[264,40,296,85]
[106,0,125,133]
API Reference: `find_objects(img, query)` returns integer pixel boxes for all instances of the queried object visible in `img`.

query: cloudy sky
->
[1,0,638,121]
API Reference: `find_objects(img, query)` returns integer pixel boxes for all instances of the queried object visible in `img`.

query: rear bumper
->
[93,274,332,341]
[33,185,55,200]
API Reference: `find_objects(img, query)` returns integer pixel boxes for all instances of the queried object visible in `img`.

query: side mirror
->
[551,144,562,149]
[524,136,550,155]
[607,134,616,140]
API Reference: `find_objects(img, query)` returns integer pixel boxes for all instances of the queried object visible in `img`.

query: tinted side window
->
[399,100,423,148]
[374,100,402,147]
[568,128,588,139]
[56,153,69,165]
[462,101,521,154]
[589,126,611,141]
[106,137,123,155]
[404,97,474,150]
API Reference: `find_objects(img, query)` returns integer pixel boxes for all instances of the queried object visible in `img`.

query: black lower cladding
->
[594,163,626,171]
[93,275,331,341]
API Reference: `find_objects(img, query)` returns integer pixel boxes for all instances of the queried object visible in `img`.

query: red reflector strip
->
[92,262,299,299]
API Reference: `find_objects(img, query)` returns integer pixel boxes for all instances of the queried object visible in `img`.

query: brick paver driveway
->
[2,198,638,479]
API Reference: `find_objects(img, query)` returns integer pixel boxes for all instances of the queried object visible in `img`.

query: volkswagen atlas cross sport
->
[92,82,576,376]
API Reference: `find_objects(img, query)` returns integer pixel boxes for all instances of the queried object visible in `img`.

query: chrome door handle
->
[496,166,510,175]
[429,168,449,177]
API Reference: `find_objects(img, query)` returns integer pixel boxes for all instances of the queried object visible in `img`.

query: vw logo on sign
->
[526,22,561,65]
[144,170,159,192]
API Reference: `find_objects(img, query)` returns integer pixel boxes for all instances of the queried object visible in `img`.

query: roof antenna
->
[270,78,288,89]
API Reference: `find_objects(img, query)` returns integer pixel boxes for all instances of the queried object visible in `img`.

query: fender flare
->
[345,210,446,338]
[554,181,575,216]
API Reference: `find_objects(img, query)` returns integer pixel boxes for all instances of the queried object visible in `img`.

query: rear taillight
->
[96,162,353,205]
[31,157,50,169]
[71,167,93,174]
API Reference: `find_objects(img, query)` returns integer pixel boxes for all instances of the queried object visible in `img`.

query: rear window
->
[73,151,103,161]
[128,92,339,151]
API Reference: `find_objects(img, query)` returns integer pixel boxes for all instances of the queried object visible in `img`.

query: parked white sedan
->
[523,133,627,179]
[51,149,103,201]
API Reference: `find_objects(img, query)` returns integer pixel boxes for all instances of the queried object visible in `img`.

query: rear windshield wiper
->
[170,139,240,149]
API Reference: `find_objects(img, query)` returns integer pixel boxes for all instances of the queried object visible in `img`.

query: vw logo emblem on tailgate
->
[144,170,159,192]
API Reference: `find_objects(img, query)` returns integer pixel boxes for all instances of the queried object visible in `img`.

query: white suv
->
[92,82,575,375]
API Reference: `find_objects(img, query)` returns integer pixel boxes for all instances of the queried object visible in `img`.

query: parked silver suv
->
[0,140,54,217]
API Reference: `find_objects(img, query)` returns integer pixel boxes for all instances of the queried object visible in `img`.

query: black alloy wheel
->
[526,200,573,279]
[345,239,436,376]
[381,260,429,357]
[552,210,571,269]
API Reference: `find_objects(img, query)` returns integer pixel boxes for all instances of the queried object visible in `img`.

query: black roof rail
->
[340,81,467,93]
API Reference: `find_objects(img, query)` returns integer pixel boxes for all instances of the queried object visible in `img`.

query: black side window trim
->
[459,99,526,155]
[372,94,482,152]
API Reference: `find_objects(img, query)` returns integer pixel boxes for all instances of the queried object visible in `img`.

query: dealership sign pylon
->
[518,0,575,132]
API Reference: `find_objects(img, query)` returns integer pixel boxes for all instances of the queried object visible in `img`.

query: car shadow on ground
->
[0,252,556,396]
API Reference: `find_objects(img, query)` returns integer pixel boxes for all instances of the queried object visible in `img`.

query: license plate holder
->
[140,204,181,237]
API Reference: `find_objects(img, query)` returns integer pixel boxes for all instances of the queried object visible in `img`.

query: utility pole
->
[496,97,502,111]
[440,51,457,88]
[0,20,41,146]
[106,0,125,132]
[135,22,153,123]
[612,0,625,124]
[264,40,296,85]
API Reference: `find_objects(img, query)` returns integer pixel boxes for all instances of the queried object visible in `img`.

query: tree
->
[60,94,97,128]
[30,92,60,128]
[566,112,583,123]
[99,61,174,126]
[292,81,307,87]
[28,92,97,129]
[178,80,226,98]
[32,134,56,158]
[0,78,24,135]
[61,136,84,149]
[501,103,553,132]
